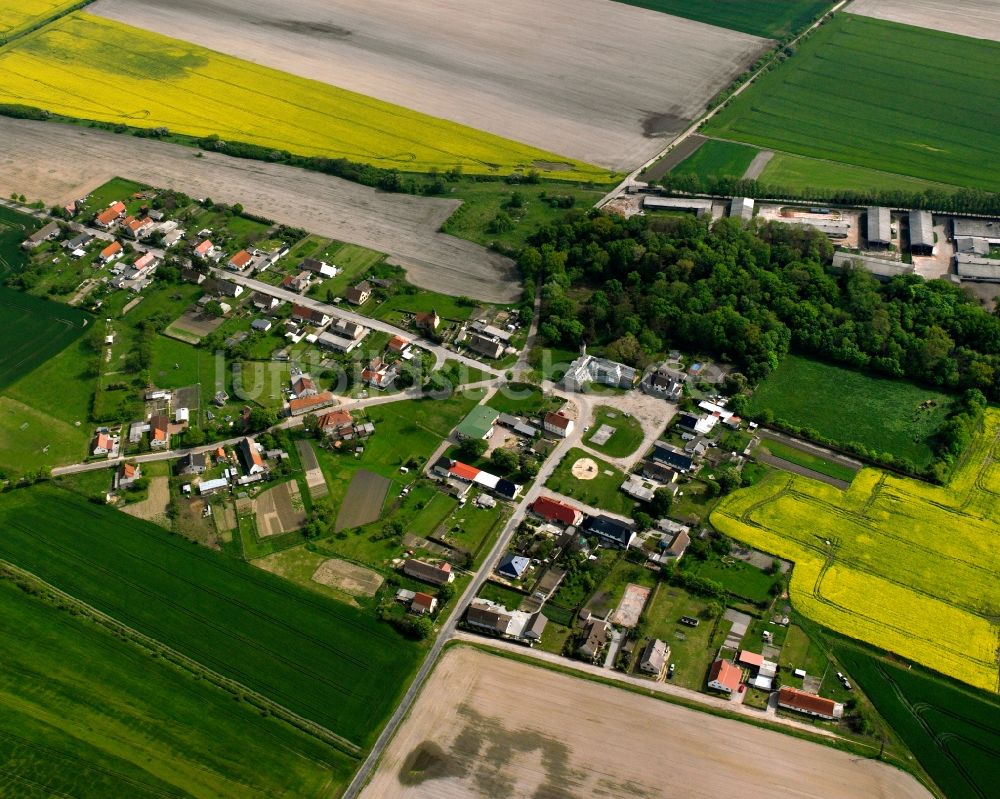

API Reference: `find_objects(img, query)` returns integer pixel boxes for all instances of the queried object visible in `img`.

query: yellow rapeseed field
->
[712,411,1000,693]
[0,0,78,39]
[0,13,612,181]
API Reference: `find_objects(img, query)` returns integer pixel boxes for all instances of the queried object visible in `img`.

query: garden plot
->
[313,558,384,597]
[90,0,769,171]
[295,439,328,499]
[848,1,1000,43]
[335,469,390,531]
[254,480,307,537]
[610,583,650,628]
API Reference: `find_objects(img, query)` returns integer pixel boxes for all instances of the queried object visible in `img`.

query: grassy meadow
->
[0,484,423,748]
[0,13,610,180]
[584,405,646,458]
[610,0,832,38]
[758,151,961,194]
[836,644,1000,799]
[0,578,354,797]
[669,139,758,180]
[712,410,1000,693]
[705,14,1000,189]
[748,356,952,468]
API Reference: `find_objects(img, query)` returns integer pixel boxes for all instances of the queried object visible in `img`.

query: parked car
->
[667,663,675,679]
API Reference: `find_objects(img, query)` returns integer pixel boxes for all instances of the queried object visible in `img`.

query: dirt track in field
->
[90,0,768,172]
[0,117,520,302]
[363,647,933,799]
[847,0,1000,42]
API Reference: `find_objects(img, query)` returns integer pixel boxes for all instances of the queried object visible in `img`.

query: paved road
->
[212,268,500,376]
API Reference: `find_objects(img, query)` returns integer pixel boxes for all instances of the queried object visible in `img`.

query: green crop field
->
[0,485,422,748]
[669,139,759,180]
[610,0,832,38]
[705,14,1000,189]
[0,578,353,797]
[0,289,89,391]
[836,644,1000,799]
[712,409,1000,693]
[748,356,953,468]
[758,151,961,194]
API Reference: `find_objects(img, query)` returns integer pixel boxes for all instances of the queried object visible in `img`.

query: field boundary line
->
[0,560,363,759]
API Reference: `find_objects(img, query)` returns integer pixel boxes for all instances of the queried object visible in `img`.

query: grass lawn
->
[586,558,657,618]
[705,14,1000,190]
[409,491,460,537]
[441,178,610,250]
[758,151,961,194]
[0,396,90,473]
[0,484,422,748]
[478,581,528,610]
[643,583,727,691]
[77,177,149,218]
[443,500,508,566]
[757,437,858,483]
[669,139,759,180]
[252,545,368,606]
[369,288,481,326]
[0,579,354,798]
[305,241,387,300]
[545,447,636,516]
[748,355,953,468]
[584,405,647,458]
[486,383,552,417]
[778,623,829,686]
[670,479,723,526]
[686,556,777,604]
[538,621,573,655]
[149,335,227,394]
[609,0,832,37]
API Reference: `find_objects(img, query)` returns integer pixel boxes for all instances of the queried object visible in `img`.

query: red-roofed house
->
[318,409,352,432]
[778,687,843,720]
[193,240,214,259]
[123,216,155,239]
[149,415,170,449]
[94,201,126,228]
[239,436,266,475]
[99,241,123,263]
[92,432,113,456]
[388,335,409,353]
[133,252,157,272]
[410,591,437,615]
[449,461,481,482]
[707,659,743,695]
[288,391,336,416]
[737,650,765,669]
[291,375,318,398]
[531,496,583,527]
[228,249,252,271]
[543,411,574,438]
[362,357,398,390]
[414,309,440,331]
[117,461,141,488]
[290,304,331,326]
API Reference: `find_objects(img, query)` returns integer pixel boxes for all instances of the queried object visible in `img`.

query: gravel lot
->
[363,647,932,799]
[847,1,1000,43]
[91,0,768,172]
[0,117,520,302]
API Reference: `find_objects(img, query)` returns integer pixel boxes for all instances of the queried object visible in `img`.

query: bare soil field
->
[121,476,170,527]
[611,583,650,628]
[847,1,1000,43]
[164,309,224,343]
[312,558,383,597]
[363,647,933,799]
[254,479,306,537]
[335,469,390,531]
[90,0,768,172]
[0,117,520,302]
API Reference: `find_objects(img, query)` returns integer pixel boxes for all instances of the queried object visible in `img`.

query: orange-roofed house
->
[291,375,318,398]
[707,659,742,696]
[149,415,170,449]
[388,335,409,353]
[194,240,214,259]
[737,650,765,669]
[287,391,336,416]
[239,436,266,475]
[531,496,583,527]
[228,249,252,271]
[778,687,843,720]
[123,216,154,239]
[449,461,481,482]
[91,432,114,456]
[99,241,123,263]
[410,592,438,615]
[117,461,141,488]
[94,201,126,228]
[318,409,352,431]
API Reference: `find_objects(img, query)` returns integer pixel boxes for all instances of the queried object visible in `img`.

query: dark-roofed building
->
[639,638,670,679]
[403,558,454,586]
[497,553,530,580]
[522,611,547,642]
[581,515,635,549]
[866,206,891,248]
[22,220,60,249]
[467,332,504,359]
[494,478,520,501]
[642,461,678,484]
[909,210,934,255]
[176,452,207,475]
[652,443,694,473]
[466,598,512,635]
[577,618,611,661]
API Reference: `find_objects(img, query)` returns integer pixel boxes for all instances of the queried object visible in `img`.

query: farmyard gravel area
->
[90,0,768,172]
[0,117,521,302]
